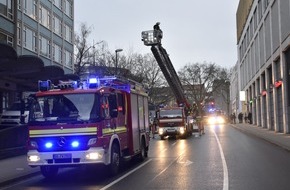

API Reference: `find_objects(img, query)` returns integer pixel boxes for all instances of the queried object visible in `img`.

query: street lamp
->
[115,48,123,75]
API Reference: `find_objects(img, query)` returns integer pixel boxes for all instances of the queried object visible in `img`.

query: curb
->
[230,124,290,152]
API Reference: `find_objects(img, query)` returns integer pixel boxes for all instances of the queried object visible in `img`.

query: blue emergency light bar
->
[38,80,52,91]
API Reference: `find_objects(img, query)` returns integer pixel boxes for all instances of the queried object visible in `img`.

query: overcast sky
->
[74,1,239,71]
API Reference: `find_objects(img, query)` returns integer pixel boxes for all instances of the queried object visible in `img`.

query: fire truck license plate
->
[53,153,72,159]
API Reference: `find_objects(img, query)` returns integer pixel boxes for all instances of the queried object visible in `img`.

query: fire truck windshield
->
[159,109,182,118]
[29,94,99,123]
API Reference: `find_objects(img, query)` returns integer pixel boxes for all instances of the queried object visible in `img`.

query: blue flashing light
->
[38,80,51,91]
[88,77,100,88]
[89,78,98,84]
[71,141,80,148]
[45,142,53,149]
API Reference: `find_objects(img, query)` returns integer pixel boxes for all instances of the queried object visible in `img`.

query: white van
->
[0,101,29,126]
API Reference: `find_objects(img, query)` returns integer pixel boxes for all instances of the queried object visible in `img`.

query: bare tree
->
[74,23,93,76]
[178,62,225,114]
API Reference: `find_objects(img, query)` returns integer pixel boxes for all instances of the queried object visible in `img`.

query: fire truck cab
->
[27,76,150,178]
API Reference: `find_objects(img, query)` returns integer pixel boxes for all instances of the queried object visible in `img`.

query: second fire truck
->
[27,76,150,178]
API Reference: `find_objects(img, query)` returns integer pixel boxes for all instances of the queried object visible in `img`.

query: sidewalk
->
[1,123,290,186]
[231,123,290,151]
[0,154,40,187]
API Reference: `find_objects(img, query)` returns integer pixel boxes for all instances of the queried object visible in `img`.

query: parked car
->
[0,101,29,126]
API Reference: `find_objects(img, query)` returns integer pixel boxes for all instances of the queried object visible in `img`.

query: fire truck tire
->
[109,143,120,176]
[138,139,147,161]
[40,166,59,178]
[160,135,165,140]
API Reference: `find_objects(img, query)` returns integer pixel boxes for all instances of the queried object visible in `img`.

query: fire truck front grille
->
[33,136,95,152]
[47,158,80,164]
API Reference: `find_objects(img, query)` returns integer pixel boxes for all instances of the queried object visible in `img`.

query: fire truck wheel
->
[138,139,147,161]
[40,166,58,178]
[160,135,165,140]
[109,143,120,176]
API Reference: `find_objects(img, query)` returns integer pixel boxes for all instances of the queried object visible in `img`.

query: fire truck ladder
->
[141,28,189,108]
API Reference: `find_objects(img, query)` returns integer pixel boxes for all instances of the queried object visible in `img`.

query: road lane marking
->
[177,155,193,166]
[148,150,186,184]
[212,129,229,190]
[100,159,152,190]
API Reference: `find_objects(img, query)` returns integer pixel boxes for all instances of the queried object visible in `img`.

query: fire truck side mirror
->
[109,94,118,118]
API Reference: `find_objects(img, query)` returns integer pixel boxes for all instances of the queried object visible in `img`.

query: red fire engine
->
[142,23,193,139]
[27,76,150,178]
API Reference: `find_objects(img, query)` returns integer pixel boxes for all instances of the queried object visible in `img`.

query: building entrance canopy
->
[0,43,78,91]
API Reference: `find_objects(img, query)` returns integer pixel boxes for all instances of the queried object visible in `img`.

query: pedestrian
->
[238,112,243,123]
[152,118,157,139]
[248,112,252,124]
[232,113,236,124]
[244,113,248,123]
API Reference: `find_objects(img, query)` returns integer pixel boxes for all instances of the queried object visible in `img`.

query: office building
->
[0,0,74,111]
[235,0,290,133]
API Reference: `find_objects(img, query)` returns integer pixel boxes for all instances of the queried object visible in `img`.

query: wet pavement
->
[1,123,290,187]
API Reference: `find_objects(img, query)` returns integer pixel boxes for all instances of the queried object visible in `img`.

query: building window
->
[0,32,13,46]
[17,22,21,45]
[23,0,37,20]
[0,0,13,20]
[53,15,62,36]
[39,5,51,29]
[64,49,72,68]
[23,26,37,52]
[64,0,72,18]
[64,23,72,42]
[17,0,21,10]
[39,35,51,58]
[53,0,62,10]
[53,43,62,64]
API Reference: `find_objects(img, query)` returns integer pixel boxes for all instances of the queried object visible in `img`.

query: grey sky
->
[74,1,239,71]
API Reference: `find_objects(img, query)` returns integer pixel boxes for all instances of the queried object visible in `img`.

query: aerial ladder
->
[141,23,190,108]
[141,23,193,139]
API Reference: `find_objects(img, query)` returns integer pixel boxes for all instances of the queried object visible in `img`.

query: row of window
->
[19,0,72,18]
[0,0,72,22]
[19,0,73,43]
[239,0,270,60]
[17,23,72,68]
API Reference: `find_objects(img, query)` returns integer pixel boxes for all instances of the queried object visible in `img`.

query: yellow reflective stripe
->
[102,128,114,135]
[29,127,97,137]
[102,126,127,136]
[115,126,127,133]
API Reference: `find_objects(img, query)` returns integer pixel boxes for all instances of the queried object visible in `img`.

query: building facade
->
[235,0,290,133]
[0,0,74,112]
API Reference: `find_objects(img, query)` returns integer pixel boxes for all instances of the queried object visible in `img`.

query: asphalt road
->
[2,124,290,190]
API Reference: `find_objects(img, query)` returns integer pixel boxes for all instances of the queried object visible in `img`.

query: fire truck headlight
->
[71,141,80,148]
[208,117,216,125]
[45,142,53,149]
[158,128,164,135]
[180,127,185,134]
[86,152,103,160]
[88,138,98,146]
[28,155,40,162]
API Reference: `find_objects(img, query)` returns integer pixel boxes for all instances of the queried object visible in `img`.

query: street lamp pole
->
[92,40,104,66]
[115,48,123,75]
